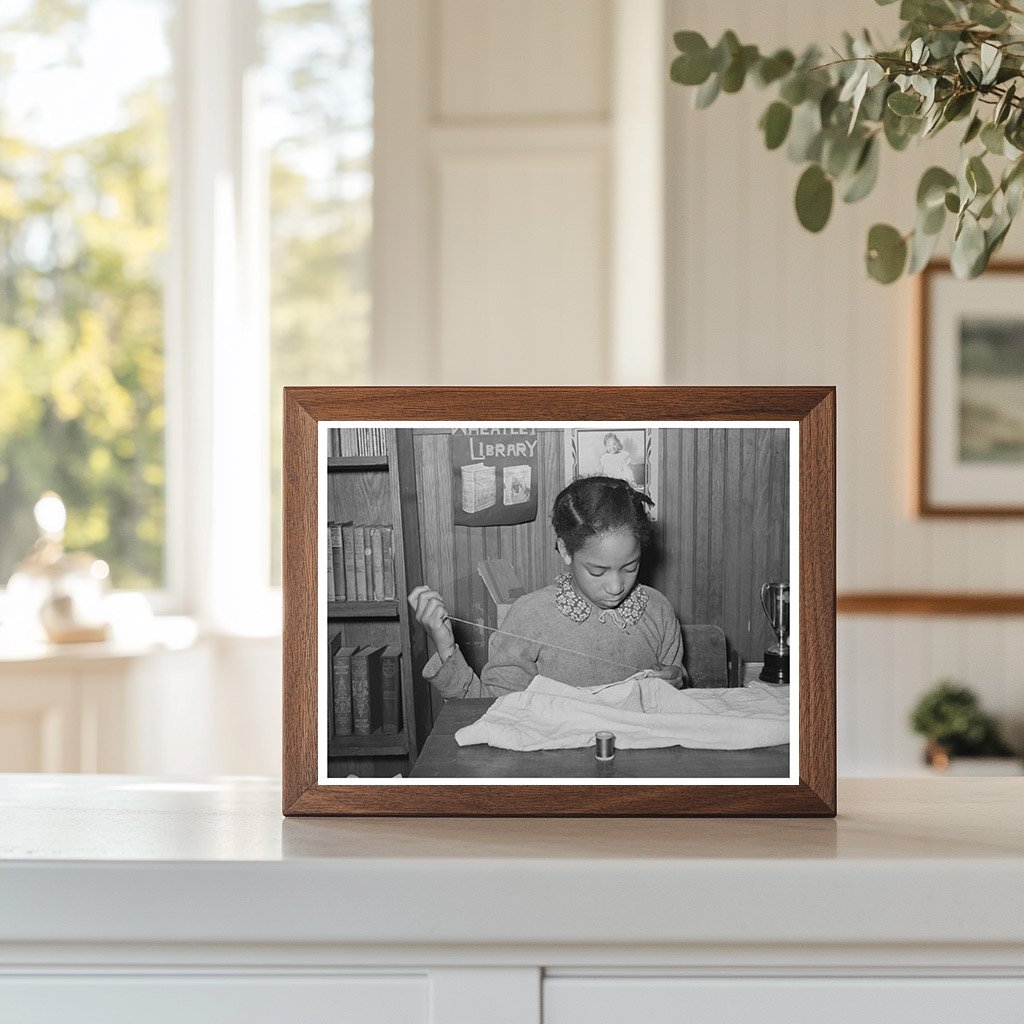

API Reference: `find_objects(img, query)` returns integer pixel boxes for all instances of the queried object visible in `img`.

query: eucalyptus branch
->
[670,3,1024,283]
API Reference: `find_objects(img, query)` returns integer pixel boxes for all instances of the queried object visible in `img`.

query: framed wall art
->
[917,261,1024,517]
[564,427,660,518]
[283,386,836,817]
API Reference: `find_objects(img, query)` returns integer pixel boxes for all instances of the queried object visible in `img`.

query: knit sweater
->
[422,575,684,699]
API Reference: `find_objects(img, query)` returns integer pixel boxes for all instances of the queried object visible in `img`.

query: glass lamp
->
[6,492,110,644]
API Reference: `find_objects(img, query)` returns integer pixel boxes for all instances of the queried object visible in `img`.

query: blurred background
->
[0,0,1021,777]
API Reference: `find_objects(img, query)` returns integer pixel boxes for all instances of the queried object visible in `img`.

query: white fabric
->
[454,675,789,751]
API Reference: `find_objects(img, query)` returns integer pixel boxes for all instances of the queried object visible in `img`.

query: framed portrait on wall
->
[917,261,1024,516]
[282,386,836,817]
[564,427,659,518]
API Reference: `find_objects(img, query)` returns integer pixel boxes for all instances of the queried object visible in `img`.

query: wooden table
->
[409,698,790,779]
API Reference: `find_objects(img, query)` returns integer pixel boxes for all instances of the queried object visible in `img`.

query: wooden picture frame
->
[283,387,836,817]
[917,261,1024,517]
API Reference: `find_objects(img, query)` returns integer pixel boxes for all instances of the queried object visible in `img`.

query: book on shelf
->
[326,526,335,601]
[328,634,339,738]
[352,525,368,601]
[331,640,359,737]
[369,526,385,601]
[380,526,396,600]
[341,524,357,599]
[380,644,402,734]
[329,520,350,602]
[351,645,385,736]
[332,427,388,458]
[326,521,397,606]
[362,528,374,598]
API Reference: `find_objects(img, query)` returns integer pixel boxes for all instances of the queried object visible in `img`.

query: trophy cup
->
[758,582,789,685]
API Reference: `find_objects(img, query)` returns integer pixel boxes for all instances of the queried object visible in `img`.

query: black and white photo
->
[320,421,797,785]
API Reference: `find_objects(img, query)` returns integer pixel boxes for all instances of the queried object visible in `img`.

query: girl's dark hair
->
[551,476,655,555]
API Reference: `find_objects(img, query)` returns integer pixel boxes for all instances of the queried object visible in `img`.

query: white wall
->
[665,0,1024,772]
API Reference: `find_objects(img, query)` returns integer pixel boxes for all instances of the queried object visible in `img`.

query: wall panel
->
[436,151,609,385]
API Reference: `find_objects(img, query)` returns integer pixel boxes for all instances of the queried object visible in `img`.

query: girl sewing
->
[407,475,685,699]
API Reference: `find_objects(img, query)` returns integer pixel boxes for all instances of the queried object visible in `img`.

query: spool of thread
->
[595,731,616,762]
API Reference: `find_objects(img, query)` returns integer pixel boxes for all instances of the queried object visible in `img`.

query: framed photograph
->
[283,387,836,817]
[565,427,659,517]
[917,261,1024,516]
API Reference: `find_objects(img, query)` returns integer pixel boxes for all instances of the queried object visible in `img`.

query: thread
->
[442,614,646,674]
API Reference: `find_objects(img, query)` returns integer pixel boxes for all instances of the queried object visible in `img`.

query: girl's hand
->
[646,664,687,689]
[407,585,456,662]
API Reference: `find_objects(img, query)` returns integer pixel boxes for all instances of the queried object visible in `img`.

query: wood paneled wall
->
[649,428,790,668]
[412,427,790,715]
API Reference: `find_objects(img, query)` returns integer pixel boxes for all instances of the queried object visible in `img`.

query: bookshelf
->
[326,429,428,777]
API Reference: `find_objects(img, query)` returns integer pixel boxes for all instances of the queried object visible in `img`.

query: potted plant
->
[670,0,1024,283]
[909,679,1017,770]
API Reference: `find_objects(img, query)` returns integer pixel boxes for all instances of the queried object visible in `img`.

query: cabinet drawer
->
[544,977,1024,1023]
[0,973,427,1024]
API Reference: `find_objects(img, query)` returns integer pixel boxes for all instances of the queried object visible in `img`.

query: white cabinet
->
[544,977,1024,1023]
[2,777,1023,1023]
[1,975,428,1024]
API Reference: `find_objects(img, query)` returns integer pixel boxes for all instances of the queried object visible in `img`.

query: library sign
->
[451,428,539,527]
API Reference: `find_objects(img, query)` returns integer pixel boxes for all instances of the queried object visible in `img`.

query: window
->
[0,0,172,589]
[0,0,374,617]
[261,0,373,583]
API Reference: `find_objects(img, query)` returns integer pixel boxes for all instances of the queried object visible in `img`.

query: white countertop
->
[1,775,1023,955]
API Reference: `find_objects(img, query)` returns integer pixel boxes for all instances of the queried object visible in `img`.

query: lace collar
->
[554,572,648,628]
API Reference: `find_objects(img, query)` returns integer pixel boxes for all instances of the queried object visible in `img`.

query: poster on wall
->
[450,427,539,526]
[564,427,659,519]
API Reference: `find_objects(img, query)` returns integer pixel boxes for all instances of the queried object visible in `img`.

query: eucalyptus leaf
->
[921,200,946,235]
[967,154,995,196]
[795,164,834,232]
[944,190,961,213]
[671,37,713,87]
[942,92,974,122]
[922,103,946,137]
[694,73,721,109]
[951,211,986,278]
[710,31,740,73]
[721,45,759,93]
[787,100,824,162]
[980,42,1002,87]
[754,49,795,87]
[866,223,908,283]
[760,102,793,150]
[917,166,957,210]
[1003,157,1024,216]
[888,90,921,115]
[820,86,841,126]
[970,2,1009,30]
[779,73,807,106]
[986,212,1012,259]
[884,106,920,149]
[908,221,943,273]
[962,115,983,145]
[995,82,1017,124]
[1006,172,1024,218]
[842,137,881,203]
[822,128,864,178]
[981,122,1005,155]
[861,79,892,122]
